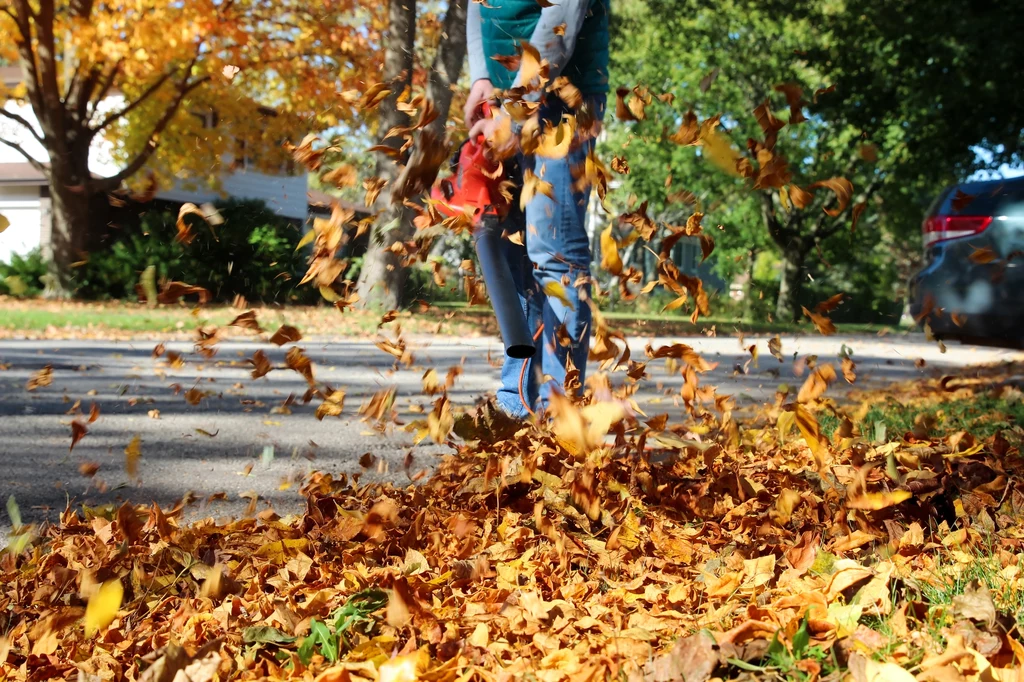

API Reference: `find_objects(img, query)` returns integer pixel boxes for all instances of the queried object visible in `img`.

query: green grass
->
[431,301,895,336]
[1,299,898,337]
[821,394,1024,441]
[0,307,217,332]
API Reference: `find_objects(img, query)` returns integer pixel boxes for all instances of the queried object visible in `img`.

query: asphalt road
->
[1,332,1020,532]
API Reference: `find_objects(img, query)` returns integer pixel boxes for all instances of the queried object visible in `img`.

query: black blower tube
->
[473,217,536,359]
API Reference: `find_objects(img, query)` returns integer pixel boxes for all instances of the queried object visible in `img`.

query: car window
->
[938,179,1024,216]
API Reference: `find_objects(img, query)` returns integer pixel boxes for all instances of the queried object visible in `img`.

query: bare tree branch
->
[0,136,48,174]
[89,58,123,116]
[10,0,44,118]
[91,74,210,192]
[0,107,44,143]
[89,69,177,135]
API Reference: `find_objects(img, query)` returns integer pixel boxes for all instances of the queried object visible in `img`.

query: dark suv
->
[908,176,1024,346]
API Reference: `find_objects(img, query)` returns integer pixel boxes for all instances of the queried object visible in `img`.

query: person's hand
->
[468,110,517,159]
[464,78,495,127]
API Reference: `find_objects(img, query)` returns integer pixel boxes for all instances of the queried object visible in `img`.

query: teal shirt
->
[480,0,609,95]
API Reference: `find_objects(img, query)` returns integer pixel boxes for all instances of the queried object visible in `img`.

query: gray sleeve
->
[512,0,592,94]
[467,2,489,83]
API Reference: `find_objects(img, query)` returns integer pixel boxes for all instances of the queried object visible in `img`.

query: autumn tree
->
[352,0,469,310]
[0,0,380,294]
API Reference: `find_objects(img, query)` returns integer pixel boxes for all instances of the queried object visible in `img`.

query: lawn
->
[0,297,897,339]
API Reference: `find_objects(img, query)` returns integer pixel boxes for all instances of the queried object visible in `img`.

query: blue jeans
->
[494,95,606,419]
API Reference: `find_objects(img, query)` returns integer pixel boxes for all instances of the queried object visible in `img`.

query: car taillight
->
[922,215,993,247]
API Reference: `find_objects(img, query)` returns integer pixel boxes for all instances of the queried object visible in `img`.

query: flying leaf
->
[518,40,544,86]
[614,87,636,122]
[270,325,302,346]
[0,213,9,234]
[84,579,123,637]
[26,365,53,391]
[969,247,998,264]
[753,99,785,148]
[841,356,856,383]
[814,293,845,314]
[851,201,867,232]
[175,202,221,245]
[807,177,854,217]
[803,306,836,335]
[70,420,88,452]
[699,233,715,262]
[229,310,263,333]
[846,489,911,511]
[521,169,554,210]
[699,67,719,93]
[543,281,575,311]
[600,226,623,276]
[813,84,836,101]
[155,281,210,305]
[773,83,807,124]
[789,184,814,209]
[951,189,977,212]
[700,130,742,177]
[669,111,699,146]
[797,363,836,403]
[125,435,142,478]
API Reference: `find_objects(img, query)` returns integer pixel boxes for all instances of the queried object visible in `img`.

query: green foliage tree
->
[606,0,1023,323]
[75,199,312,302]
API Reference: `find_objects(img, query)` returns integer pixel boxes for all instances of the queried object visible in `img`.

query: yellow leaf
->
[777,410,796,443]
[775,489,802,524]
[378,648,429,682]
[124,435,141,479]
[793,405,828,471]
[255,538,310,563]
[543,281,575,311]
[295,228,316,251]
[863,659,916,682]
[0,213,9,233]
[518,40,543,86]
[84,579,123,637]
[521,168,554,210]
[532,116,575,159]
[742,555,776,588]
[700,129,742,177]
[600,226,623,276]
[847,489,911,511]
[580,401,627,446]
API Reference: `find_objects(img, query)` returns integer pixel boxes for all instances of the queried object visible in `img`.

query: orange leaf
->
[803,306,836,335]
[807,177,854,217]
[797,363,837,403]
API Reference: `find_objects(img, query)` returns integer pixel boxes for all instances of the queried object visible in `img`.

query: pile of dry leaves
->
[4,357,1024,681]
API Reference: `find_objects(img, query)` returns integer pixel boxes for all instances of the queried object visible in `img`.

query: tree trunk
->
[356,0,468,310]
[44,157,93,297]
[775,247,807,323]
[741,247,758,320]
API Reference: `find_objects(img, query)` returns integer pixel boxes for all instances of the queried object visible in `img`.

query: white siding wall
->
[1,96,308,225]
[156,169,309,221]
[0,186,42,262]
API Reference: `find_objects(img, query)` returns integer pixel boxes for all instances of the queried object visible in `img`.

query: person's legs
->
[490,208,544,419]
[524,100,601,407]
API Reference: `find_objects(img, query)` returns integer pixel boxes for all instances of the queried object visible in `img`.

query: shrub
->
[0,249,48,297]
[76,199,316,303]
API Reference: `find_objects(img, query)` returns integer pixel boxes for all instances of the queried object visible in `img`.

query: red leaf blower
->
[430,108,535,359]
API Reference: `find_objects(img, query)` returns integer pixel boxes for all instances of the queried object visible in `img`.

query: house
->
[0,66,309,263]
